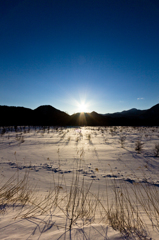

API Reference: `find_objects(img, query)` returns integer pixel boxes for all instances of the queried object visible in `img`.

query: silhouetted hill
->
[0,105,69,126]
[0,103,159,126]
[34,105,70,126]
[141,103,159,118]
[104,104,159,126]
[0,106,33,126]
[68,112,109,126]
[138,103,159,125]
[104,108,145,118]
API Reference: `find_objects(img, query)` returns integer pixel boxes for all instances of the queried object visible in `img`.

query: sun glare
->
[78,103,87,112]
[70,96,91,113]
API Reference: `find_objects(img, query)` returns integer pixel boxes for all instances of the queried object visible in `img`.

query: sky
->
[0,0,159,114]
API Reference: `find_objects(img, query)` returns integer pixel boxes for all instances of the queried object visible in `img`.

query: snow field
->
[0,126,159,239]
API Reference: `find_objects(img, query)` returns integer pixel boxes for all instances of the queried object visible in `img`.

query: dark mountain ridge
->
[0,103,159,126]
[104,108,145,118]
[34,105,70,126]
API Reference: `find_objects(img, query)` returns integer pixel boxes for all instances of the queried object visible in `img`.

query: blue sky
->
[0,0,159,114]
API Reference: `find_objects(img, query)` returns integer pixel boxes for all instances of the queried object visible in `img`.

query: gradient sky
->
[0,0,159,114]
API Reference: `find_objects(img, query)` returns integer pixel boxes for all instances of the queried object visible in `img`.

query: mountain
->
[138,103,159,125]
[0,103,159,126]
[104,108,145,118]
[104,104,159,126]
[141,103,159,118]
[34,105,70,126]
[0,105,69,126]
[0,106,33,126]
[68,111,108,126]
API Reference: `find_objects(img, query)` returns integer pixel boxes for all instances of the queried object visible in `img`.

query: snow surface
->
[0,126,159,239]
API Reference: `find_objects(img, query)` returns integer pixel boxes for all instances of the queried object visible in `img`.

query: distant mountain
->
[0,103,159,126]
[68,111,107,126]
[104,108,145,118]
[104,104,159,126]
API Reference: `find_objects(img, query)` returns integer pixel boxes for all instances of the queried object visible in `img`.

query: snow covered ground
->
[0,126,159,239]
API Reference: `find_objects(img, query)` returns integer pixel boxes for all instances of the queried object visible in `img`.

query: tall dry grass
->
[1,159,158,239]
[1,126,159,239]
[100,179,148,239]
[0,171,32,212]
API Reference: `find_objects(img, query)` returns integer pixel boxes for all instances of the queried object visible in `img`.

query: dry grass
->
[1,126,159,239]
[0,171,32,212]
[154,143,159,157]
[119,135,126,148]
[135,140,144,153]
[1,161,159,239]
[131,180,159,232]
[64,171,97,229]
[101,180,148,239]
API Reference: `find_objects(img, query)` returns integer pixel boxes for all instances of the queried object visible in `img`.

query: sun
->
[78,103,87,112]
[72,97,91,113]
[76,100,89,113]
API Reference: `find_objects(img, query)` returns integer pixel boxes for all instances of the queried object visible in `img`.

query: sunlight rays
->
[62,90,96,114]
[77,101,88,113]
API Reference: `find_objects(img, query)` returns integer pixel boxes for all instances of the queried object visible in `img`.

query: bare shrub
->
[1,127,6,136]
[86,133,91,140]
[16,133,25,144]
[135,140,144,153]
[75,136,79,143]
[110,128,116,136]
[119,135,126,148]
[154,143,159,157]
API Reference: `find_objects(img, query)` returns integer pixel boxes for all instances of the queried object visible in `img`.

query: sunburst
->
[78,102,88,112]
